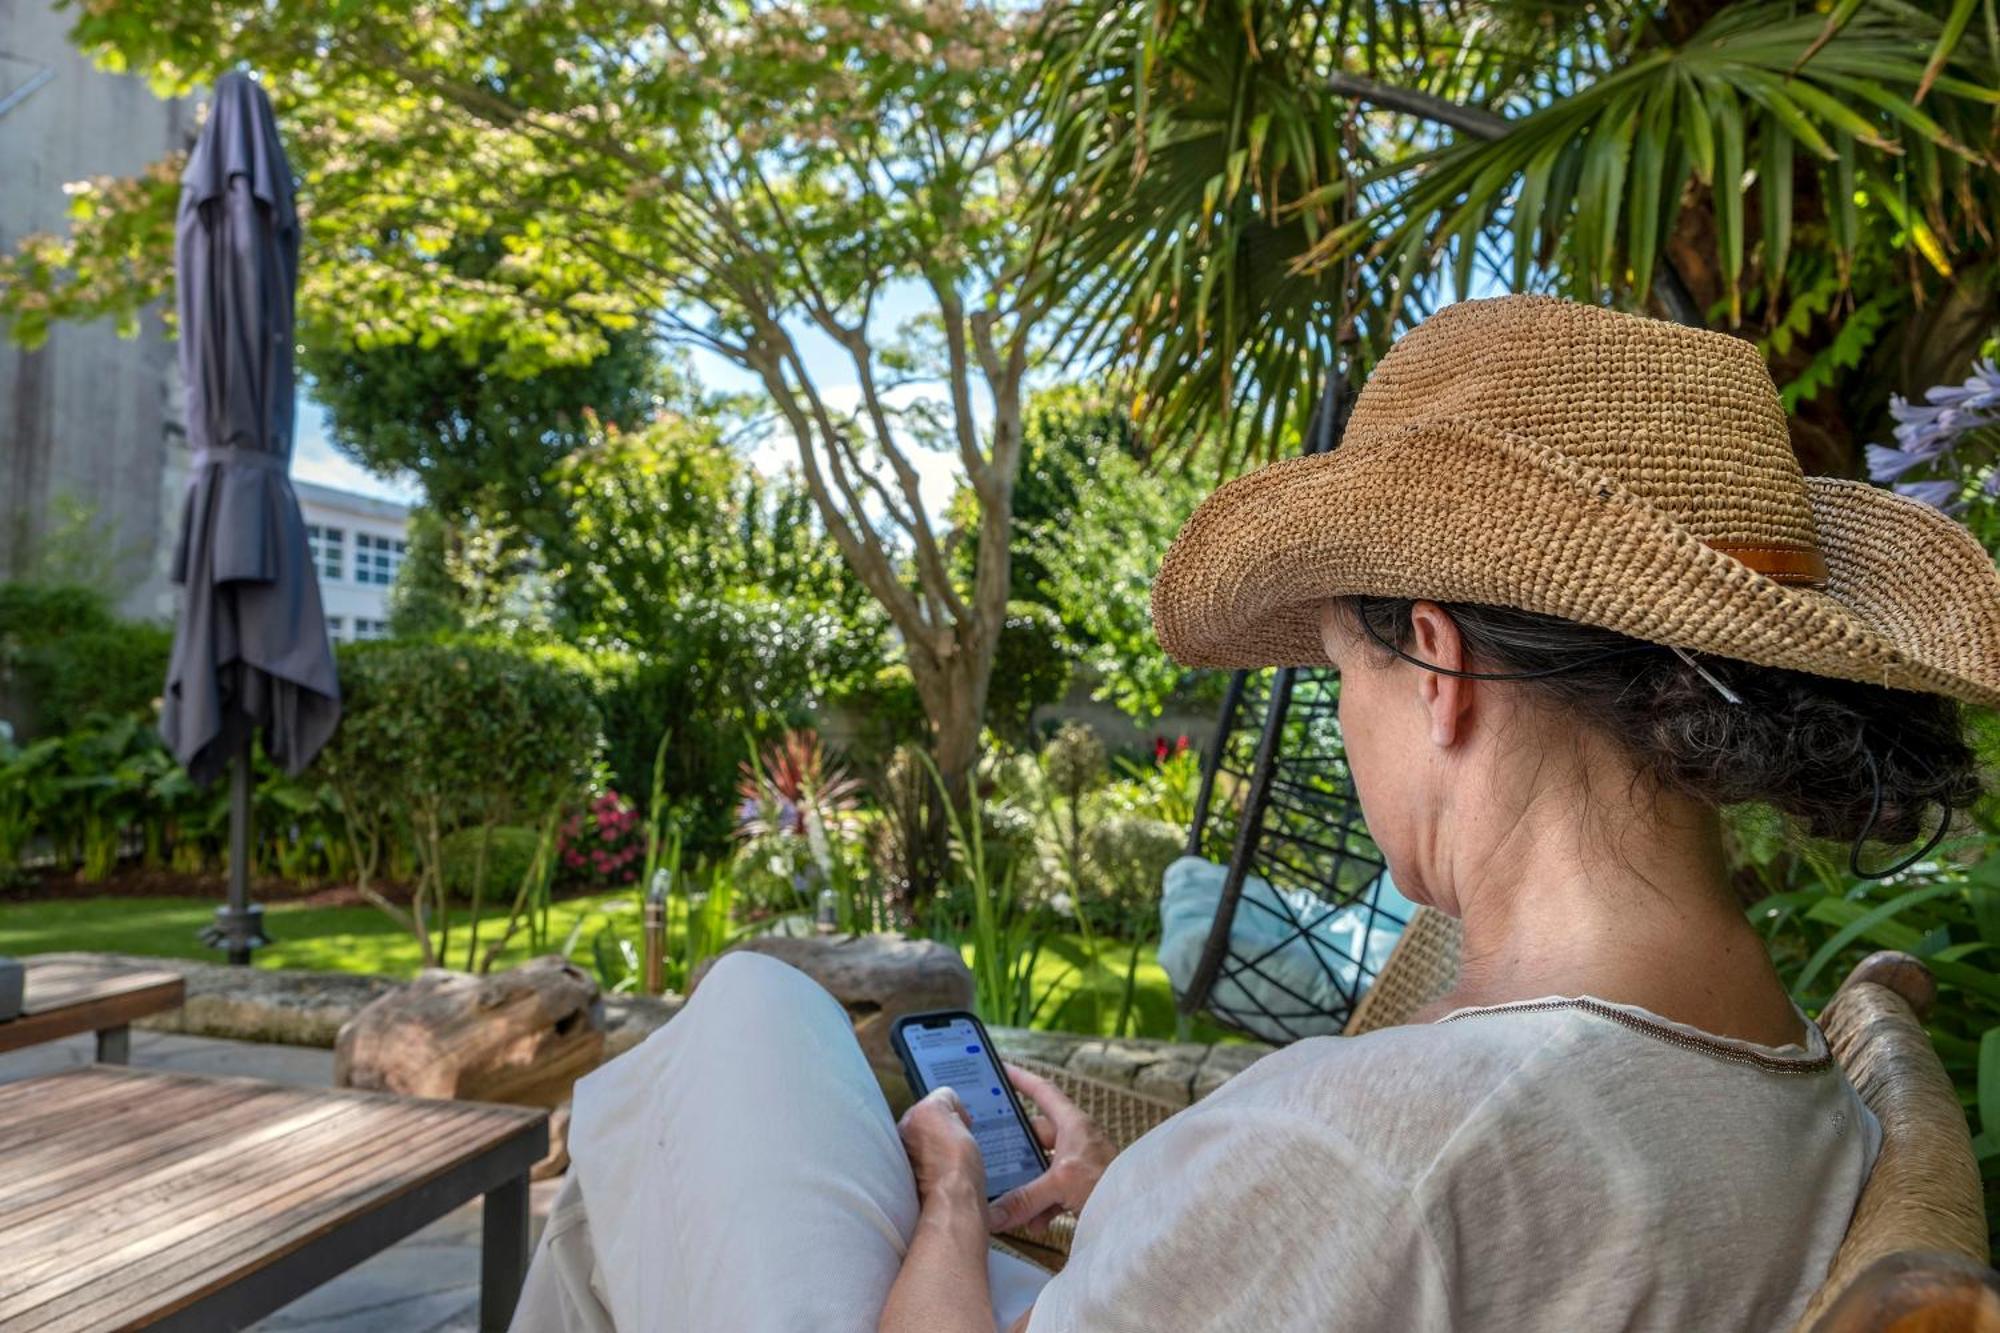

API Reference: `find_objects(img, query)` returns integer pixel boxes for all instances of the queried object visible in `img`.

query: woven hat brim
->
[1151,417,2000,709]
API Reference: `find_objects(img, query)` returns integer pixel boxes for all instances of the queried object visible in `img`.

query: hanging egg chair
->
[1166,375,1457,1043]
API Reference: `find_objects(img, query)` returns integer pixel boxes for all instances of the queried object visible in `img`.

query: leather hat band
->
[1708,541,1830,587]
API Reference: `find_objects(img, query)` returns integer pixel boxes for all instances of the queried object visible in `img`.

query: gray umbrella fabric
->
[161,71,338,787]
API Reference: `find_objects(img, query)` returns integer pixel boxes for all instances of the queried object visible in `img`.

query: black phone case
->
[890,1008,1050,1199]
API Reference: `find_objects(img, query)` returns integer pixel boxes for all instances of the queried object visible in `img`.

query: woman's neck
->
[1417,791,1807,1048]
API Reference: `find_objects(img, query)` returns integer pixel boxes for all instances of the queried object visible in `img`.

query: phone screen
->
[898,1015,1046,1198]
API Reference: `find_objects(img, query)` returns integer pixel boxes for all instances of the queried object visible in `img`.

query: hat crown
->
[1344,295,1818,555]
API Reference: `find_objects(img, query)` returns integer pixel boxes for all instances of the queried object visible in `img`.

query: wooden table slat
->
[19,1111,538,1332]
[0,1087,466,1250]
[1,1101,496,1318]
[0,959,185,1057]
[0,1066,201,1156]
[0,1067,544,1333]
[0,1089,382,1246]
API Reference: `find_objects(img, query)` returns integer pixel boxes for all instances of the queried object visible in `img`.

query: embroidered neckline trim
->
[1438,996,1834,1075]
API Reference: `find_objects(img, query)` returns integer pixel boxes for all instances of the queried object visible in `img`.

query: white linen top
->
[1027,995,1879,1332]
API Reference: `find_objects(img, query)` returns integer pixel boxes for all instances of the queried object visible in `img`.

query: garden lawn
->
[0,891,642,977]
[0,894,1217,1041]
[956,935,1237,1043]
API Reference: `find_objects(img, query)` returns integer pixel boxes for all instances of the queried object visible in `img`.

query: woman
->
[514,296,2000,1332]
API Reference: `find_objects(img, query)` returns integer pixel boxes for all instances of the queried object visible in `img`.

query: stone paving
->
[0,1030,561,1333]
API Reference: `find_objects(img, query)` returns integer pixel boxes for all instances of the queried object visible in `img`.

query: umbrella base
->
[200,905,272,966]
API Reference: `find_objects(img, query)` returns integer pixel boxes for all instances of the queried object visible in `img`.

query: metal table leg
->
[96,1024,131,1064]
[480,1171,531,1332]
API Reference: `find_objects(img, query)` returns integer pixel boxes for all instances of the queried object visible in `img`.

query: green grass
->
[0,892,1222,1041]
[956,934,1235,1042]
[0,892,644,977]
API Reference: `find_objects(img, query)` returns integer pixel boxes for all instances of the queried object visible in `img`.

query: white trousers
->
[512,951,1052,1332]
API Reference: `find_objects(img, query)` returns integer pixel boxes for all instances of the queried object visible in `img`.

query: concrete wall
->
[0,0,193,621]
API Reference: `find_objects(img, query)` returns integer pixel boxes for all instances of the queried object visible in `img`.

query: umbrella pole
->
[227,729,253,966]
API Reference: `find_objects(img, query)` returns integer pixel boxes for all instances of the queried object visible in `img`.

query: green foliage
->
[544,416,889,849]
[923,751,1075,1030]
[1037,0,2000,465]
[440,825,546,903]
[987,602,1073,745]
[1085,816,1184,918]
[547,413,884,666]
[318,638,601,969]
[301,239,675,535]
[1737,786,2000,1250]
[1016,403,1213,725]
[1005,389,1145,603]
[0,701,352,890]
[0,582,172,733]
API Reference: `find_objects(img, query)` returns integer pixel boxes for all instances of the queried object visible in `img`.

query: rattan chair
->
[1003,950,1994,1332]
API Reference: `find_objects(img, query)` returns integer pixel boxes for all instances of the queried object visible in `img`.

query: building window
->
[306,524,345,581]
[354,532,407,586]
[326,616,345,643]
[354,618,391,641]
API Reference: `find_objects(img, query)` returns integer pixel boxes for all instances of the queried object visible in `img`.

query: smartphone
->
[891,1010,1050,1201]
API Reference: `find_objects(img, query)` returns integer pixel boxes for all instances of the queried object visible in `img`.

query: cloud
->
[290,395,422,504]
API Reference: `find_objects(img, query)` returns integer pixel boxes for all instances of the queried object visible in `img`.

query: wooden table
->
[0,1066,549,1332]
[0,959,186,1063]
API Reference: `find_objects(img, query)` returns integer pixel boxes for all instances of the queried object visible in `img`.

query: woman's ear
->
[1317,601,1346,669]
[1408,601,1474,747]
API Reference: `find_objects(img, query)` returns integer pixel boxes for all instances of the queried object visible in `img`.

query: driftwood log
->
[334,955,604,1108]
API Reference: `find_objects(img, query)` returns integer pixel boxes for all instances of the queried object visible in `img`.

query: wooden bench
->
[0,958,186,1063]
[0,1065,548,1332]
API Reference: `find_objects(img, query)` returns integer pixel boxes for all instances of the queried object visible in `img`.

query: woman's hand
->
[882,1087,997,1333]
[986,1062,1119,1233]
[898,1086,987,1208]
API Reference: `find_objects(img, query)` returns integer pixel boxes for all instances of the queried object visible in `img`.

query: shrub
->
[588,652,746,857]
[988,602,1073,744]
[319,637,601,969]
[1085,815,1185,922]
[0,582,172,733]
[441,824,548,902]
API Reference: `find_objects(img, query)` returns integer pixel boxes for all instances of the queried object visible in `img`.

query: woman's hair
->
[1339,597,1985,847]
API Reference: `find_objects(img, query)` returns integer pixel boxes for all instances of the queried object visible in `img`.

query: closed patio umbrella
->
[160,70,339,964]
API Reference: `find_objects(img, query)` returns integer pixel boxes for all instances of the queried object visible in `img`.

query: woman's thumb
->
[987,1177,1055,1232]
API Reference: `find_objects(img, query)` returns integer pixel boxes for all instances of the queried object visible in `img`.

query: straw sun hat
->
[1152,294,2000,709]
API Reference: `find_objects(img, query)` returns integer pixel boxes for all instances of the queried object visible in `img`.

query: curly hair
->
[1339,597,1985,850]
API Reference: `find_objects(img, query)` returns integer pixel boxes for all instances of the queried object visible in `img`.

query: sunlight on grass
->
[0,893,1219,1041]
[956,935,1234,1043]
[0,892,645,979]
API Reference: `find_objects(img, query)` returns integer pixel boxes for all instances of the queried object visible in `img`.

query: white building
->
[293,480,410,643]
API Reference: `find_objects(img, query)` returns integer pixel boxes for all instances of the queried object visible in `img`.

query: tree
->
[1018,394,1214,724]
[302,235,675,539]
[1,1,1063,801]
[1036,0,1998,474]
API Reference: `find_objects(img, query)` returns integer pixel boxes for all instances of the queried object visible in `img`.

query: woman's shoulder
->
[1168,1010,1570,1182]
[1179,995,1856,1187]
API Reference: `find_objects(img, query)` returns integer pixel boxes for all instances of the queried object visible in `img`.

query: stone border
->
[45,952,1267,1111]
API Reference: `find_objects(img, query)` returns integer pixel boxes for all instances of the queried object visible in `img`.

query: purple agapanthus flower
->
[1867,359,2000,510]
